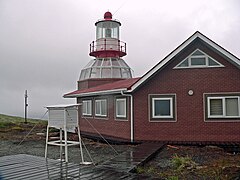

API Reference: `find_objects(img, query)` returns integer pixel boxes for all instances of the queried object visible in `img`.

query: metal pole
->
[24,90,28,123]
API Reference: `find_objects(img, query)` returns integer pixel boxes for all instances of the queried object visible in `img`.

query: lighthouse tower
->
[78,12,133,89]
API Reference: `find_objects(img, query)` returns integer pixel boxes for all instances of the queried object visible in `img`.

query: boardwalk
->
[0,142,165,179]
[100,142,165,172]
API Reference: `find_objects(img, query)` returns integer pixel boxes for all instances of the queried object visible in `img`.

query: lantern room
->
[96,12,120,39]
[89,11,127,58]
[79,11,133,82]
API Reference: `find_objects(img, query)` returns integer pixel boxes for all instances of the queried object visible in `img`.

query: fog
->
[0,0,239,118]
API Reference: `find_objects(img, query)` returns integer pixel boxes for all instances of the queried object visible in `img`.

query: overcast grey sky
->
[0,0,240,119]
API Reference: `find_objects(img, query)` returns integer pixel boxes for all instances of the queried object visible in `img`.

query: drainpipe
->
[121,91,134,143]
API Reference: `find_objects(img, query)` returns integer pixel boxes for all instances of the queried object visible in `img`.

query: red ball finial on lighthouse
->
[104,11,112,20]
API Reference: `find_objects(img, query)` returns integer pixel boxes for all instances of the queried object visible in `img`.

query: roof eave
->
[64,88,128,98]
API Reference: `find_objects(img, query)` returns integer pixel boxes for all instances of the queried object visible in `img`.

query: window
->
[95,99,107,117]
[175,49,224,69]
[207,96,240,119]
[116,98,127,118]
[82,100,92,116]
[150,95,176,121]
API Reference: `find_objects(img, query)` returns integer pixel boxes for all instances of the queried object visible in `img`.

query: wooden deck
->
[0,142,165,179]
[100,142,165,172]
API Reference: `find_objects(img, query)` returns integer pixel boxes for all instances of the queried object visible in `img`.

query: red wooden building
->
[64,12,240,143]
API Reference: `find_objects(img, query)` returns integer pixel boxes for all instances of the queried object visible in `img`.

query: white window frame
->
[116,98,127,118]
[189,56,207,67]
[174,49,224,69]
[82,100,92,116]
[152,97,173,119]
[207,96,240,118]
[95,99,107,117]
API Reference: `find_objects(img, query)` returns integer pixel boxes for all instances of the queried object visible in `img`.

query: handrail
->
[89,39,126,55]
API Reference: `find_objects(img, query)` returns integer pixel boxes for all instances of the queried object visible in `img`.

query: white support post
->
[45,125,49,159]
[64,127,68,162]
[77,126,84,163]
[60,128,63,161]
[63,109,68,162]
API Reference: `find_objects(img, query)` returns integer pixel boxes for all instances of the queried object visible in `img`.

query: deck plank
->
[0,142,165,179]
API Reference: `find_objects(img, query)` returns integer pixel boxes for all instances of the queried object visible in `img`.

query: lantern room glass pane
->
[102,68,111,78]
[112,68,121,78]
[122,69,131,78]
[90,68,100,78]
[112,58,119,66]
[96,21,119,39]
[84,69,91,79]
[79,58,132,80]
[102,59,111,66]
[93,59,102,66]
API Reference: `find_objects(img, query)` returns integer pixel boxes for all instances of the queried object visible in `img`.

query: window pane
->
[96,101,101,115]
[87,101,92,115]
[154,100,170,116]
[101,100,107,115]
[192,50,204,56]
[191,57,206,66]
[178,59,188,67]
[208,58,219,66]
[82,102,87,114]
[226,98,239,116]
[83,100,92,115]
[116,99,126,117]
[210,99,223,116]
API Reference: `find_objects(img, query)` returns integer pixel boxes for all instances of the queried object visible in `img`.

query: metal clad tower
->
[79,12,133,84]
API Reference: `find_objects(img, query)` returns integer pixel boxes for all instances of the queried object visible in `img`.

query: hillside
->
[0,114,47,140]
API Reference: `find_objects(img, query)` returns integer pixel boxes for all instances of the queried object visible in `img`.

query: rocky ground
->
[1,121,240,179]
[0,122,134,164]
[138,145,240,179]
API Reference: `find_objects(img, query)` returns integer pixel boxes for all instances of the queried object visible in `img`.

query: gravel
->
[0,138,135,165]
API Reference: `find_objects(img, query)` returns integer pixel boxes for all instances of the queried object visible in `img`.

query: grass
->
[0,114,47,131]
[171,154,197,171]
[0,114,46,124]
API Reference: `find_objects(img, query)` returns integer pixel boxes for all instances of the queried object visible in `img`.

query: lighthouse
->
[78,12,133,89]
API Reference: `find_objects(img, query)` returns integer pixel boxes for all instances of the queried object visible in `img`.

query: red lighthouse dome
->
[104,11,112,20]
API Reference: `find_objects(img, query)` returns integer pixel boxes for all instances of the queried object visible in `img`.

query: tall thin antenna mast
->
[24,90,28,123]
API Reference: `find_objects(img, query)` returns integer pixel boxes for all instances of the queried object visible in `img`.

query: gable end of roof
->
[128,31,240,92]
